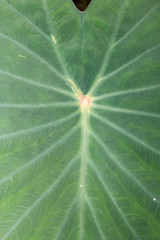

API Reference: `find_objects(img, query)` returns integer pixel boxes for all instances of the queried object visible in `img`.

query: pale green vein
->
[0,69,74,98]
[0,110,79,142]
[0,125,79,186]
[90,132,160,225]
[0,102,77,109]
[99,44,160,83]
[97,0,128,78]
[79,109,90,240]
[88,159,140,240]
[89,130,157,201]
[92,103,160,118]
[43,0,70,79]
[1,0,51,41]
[91,111,160,156]
[113,3,160,48]
[85,194,106,240]
[90,133,160,223]
[94,84,160,101]
[1,0,69,81]
[1,154,79,240]
[80,14,85,92]
[0,32,66,80]
[55,196,78,240]
[89,0,128,95]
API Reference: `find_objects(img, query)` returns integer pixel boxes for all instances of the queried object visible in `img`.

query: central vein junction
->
[68,79,92,112]
[68,79,92,237]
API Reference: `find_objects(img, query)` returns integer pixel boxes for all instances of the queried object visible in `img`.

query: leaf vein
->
[94,84,160,101]
[113,3,160,48]
[0,125,79,186]
[92,103,160,118]
[0,69,74,98]
[1,155,79,240]
[91,111,160,156]
[88,159,140,240]
[0,102,77,109]
[85,194,106,240]
[89,130,157,201]
[100,44,160,83]
[0,32,66,80]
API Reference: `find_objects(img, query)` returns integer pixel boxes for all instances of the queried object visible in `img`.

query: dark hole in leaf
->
[73,0,91,12]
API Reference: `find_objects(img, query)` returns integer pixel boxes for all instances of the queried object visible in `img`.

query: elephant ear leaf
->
[0,0,160,239]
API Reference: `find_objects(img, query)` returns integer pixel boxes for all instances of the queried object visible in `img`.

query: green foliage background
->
[0,0,160,239]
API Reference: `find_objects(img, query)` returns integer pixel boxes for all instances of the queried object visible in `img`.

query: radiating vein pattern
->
[0,32,66,81]
[89,130,158,201]
[0,102,77,109]
[89,0,128,94]
[88,159,139,240]
[94,84,160,101]
[43,0,70,78]
[1,0,51,41]
[1,155,79,240]
[92,103,160,118]
[113,3,160,48]
[0,69,74,97]
[91,111,160,156]
[101,44,160,80]
[79,108,90,240]
[0,114,79,186]
[0,0,160,239]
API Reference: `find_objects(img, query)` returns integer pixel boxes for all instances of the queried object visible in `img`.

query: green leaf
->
[0,0,160,239]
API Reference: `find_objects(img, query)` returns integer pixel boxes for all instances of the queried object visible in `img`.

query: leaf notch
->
[72,0,91,12]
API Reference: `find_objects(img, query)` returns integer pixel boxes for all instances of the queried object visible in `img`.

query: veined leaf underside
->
[0,0,160,239]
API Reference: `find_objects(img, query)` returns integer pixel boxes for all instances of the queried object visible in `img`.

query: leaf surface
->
[0,0,160,239]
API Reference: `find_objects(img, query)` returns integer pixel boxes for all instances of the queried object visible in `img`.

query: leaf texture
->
[0,0,160,239]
